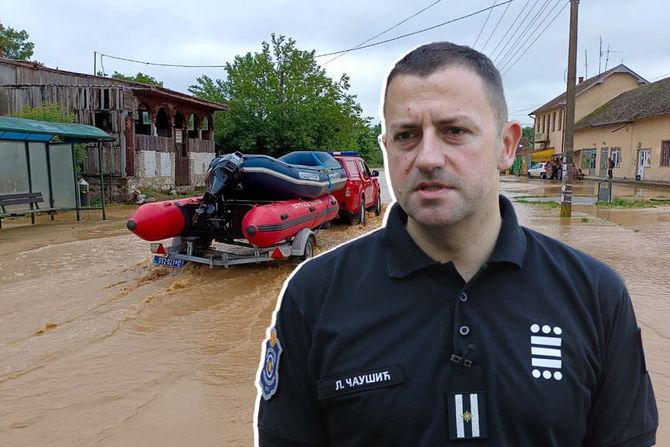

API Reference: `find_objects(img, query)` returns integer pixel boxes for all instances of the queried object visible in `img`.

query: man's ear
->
[498,121,522,170]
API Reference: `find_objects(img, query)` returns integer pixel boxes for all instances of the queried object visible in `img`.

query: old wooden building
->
[0,57,226,200]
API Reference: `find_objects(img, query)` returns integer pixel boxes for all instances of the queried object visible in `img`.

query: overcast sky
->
[3,0,670,127]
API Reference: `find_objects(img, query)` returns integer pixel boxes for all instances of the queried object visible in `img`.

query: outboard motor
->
[198,152,244,216]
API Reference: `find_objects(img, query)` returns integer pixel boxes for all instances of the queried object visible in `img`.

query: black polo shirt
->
[257,195,657,446]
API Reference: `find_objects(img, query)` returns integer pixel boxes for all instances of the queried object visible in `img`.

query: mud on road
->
[1,179,669,446]
[0,205,383,446]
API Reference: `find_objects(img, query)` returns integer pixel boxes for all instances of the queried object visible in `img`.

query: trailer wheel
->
[373,191,382,216]
[302,235,316,261]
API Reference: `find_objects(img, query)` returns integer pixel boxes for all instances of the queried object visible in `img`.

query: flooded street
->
[1,177,669,446]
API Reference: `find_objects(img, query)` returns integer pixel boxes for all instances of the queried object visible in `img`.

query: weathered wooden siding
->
[5,85,123,112]
[135,135,174,152]
[14,66,131,88]
[81,142,123,177]
[188,138,215,153]
[2,60,222,189]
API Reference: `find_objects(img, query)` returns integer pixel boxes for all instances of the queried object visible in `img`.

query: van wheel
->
[540,173,546,179]
[357,196,366,225]
[373,192,382,216]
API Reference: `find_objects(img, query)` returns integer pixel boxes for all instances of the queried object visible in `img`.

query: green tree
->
[522,125,535,148]
[109,71,163,87]
[357,122,384,167]
[0,21,35,60]
[13,102,87,169]
[189,34,371,158]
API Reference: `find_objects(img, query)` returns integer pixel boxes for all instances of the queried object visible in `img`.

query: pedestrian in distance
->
[545,159,555,180]
[608,157,615,180]
[255,41,658,446]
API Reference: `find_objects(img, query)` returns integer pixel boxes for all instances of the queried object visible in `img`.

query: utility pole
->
[94,51,97,76]
[561,0,579,218]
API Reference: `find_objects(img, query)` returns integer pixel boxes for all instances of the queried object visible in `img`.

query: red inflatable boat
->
[127,194,338,248]
[126,197,200,242]
[242,195,338,247]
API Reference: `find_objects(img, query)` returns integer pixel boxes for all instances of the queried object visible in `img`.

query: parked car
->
[527,162,548,179]
[330,151,382,225]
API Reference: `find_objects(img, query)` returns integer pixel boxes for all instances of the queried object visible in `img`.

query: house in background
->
[0,58,226,200]
[574,76,670,182]
[529,65,647,165]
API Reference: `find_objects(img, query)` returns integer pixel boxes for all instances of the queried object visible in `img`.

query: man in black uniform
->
[255,42,658,446]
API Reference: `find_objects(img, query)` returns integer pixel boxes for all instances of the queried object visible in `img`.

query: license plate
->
[153,255,185,268]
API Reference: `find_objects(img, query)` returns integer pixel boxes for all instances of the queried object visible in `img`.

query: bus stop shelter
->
[0,116,115,225]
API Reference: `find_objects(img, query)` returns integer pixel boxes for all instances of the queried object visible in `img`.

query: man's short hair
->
[383,42,508,129]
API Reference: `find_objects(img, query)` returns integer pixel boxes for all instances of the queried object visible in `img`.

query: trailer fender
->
[291,228,315,257]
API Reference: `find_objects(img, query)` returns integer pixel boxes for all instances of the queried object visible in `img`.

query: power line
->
[480,0,513,52]
[509,105,540,113]
[488,0,534,61]
[499,0,564,72]
[501,1,569,76]
[473,0,498,49]
[314,1,513,58]
[323,0,444,65]
[96,1,512,71]
[494,0,554,67]
[495,0,553,68]
[649,71,670,82]
[99,52,226,68]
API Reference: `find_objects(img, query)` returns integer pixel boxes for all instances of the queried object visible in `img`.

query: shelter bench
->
[0,192,58,228]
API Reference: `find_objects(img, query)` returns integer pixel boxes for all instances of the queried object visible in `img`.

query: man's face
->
[382,65,519,229]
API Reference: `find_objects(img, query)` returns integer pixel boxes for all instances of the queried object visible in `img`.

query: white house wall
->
[190,152,215,187]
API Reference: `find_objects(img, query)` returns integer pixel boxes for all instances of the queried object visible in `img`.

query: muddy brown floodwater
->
[1,178,668,446]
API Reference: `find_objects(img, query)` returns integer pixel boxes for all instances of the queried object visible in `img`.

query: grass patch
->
[596,198,657,208]
[515,199,561,208]
[581,217,589,223]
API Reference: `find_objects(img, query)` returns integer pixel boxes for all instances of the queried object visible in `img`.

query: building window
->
[661,140,670,167]
[536,119,540,132]
[552,112,556,132]
[558,110,562,131]
[611,147,622,167]
[545,114,548,133]
[94,111,113,132]
[102,88,110,110]
[582,149,596,169]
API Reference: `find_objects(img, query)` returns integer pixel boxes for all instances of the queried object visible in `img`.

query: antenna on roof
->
[604,44,619,71]
[584,49,588,79]
[598,36,603,74]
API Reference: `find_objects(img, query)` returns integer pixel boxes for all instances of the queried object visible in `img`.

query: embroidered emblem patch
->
[530,323,563,381]
[448,392,488,440]
[260,328,283,400]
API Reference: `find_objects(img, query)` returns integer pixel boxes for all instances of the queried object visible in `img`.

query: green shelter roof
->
[0,116,115,143]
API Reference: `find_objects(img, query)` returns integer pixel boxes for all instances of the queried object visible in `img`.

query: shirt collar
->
[382,195,527,279]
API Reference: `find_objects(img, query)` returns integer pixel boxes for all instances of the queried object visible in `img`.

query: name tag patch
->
[448,391,488,440]
[317,365,403,400]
